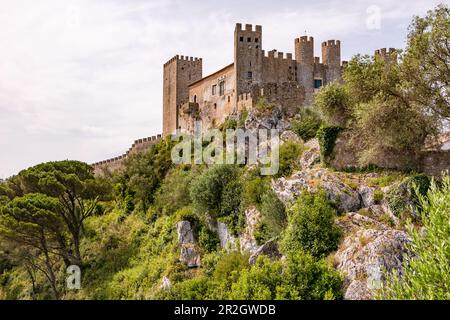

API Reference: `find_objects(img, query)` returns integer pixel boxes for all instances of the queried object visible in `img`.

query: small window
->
[219,81,225,96]
[247,71,253,79]
[228,96,231,103]
[255,38,259,43]
[193,95,197,103]
[212,85,217,95]
[240,36,244,42]
[214,103,217,109]
[255,45,259,49]
[247,37,251,42]
[314,79,323,89]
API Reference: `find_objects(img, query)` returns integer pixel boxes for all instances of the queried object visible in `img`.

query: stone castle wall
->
[92,134,162,175]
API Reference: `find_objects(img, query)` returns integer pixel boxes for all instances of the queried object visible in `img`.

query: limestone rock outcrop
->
[249,238,282,265]
[272,168,362,213]
[299,138,320,169]
[334,213,409,300]
[217,222,237,251]
[176,221,201,268]
[239,207,262,254]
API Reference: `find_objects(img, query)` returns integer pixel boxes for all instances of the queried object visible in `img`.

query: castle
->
[93,23,400,175]
[162,23,347,137]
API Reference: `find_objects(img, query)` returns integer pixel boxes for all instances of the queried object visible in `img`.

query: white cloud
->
[0,0,444,178]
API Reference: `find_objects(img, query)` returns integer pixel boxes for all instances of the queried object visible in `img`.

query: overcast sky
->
[0,0,446,178]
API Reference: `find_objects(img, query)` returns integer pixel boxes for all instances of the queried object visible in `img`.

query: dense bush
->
[154,168,199,216]
[277,141,304,177]
[405,173,430,206]
[316,125,343,164]
[242,175,270,208]
[281,190,341,258]
[314,82,352,127]
[118,138,174,213]
[190,165,242,218]
[229,253,343,300]
[380,174,450,299]
[254,190,287,245]
[291,108,323,141]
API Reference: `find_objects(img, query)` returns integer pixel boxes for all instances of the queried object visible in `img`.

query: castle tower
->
[295,36,314,105]
[374,48,397,63]
[234,23,263,98]
[322,40,341,84]
[163,55,202,136]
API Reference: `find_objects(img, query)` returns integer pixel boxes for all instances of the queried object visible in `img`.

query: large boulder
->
[280,130,303,144]
[272,168,362,213]
[176,221,201,268]
[249,238,282,265]
[334,217,410,300]
[245,107,290,131]
[217,222,237,251]
[358,185,376,208]
[299,138,320,169]
[176,221,195,245]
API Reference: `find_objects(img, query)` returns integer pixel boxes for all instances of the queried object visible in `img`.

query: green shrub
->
[281,190,341,258]
[314,82,352,126]
[255,190,287,245]
[291,108,323,141]
[255,97,274,113]
[190,165,242,218]
[385,186,407,218]
[229,253,343,300]
[277,141,304,177]
[253,221,272,246]
[373,189,384,203]
[368,174,403,187]
[242,176,270,208]
[317,125,343,165]
[154,168,197,216]
[380,175,450,300]
[118,138,174,213]
[198,226,220,253]
[405,173,430,206]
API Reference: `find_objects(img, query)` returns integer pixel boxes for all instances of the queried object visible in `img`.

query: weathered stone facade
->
[163,23,347,136]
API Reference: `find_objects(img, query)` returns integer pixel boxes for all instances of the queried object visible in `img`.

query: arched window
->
[193,95,197,103]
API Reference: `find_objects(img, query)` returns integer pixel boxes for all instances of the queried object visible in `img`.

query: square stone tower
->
[234,24,263,99]
[163,55,202,136]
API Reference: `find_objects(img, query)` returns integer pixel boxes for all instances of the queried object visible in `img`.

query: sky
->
[0,0,446,178]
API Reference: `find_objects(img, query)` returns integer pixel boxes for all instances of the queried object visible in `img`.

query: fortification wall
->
[92,134,162,175]
[329,131,450,176]
[262,51,296,83]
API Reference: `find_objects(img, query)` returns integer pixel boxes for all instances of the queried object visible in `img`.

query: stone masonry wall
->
[92,134,162,175]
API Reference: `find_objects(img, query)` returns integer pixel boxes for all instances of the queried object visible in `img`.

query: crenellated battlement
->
[295,36,314,44]
[164,55,202,67]
[374,48,397,62]
[92,134,162,174]
[237,92,252,102]
[322,40,341,48]
[263,50,293,60]
[235,23,262,32]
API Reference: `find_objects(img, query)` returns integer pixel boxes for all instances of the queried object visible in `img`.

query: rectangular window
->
[212,85,217,95]
[255,38,259,43]
[314,79,323,89]
[219,81,225,96]
[247,71,253,79]
[240,36,244,42]
[247,37,251,42]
